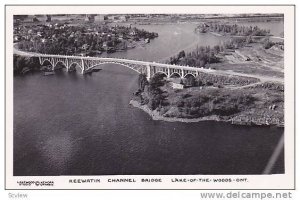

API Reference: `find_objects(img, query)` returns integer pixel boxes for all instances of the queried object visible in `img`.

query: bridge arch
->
[170,72,181,78]
[53,60,67,70]
[153,71,168,78]
[184,73,196,79]
[87,62,142,74]
[69,62,83,71]
[40,58,53,67]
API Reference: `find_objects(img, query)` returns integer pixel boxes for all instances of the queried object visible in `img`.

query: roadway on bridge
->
[13,48,284,84]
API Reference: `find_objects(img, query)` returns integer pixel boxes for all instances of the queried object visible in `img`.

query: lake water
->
[13,22,284,176]
[102,23,226,62]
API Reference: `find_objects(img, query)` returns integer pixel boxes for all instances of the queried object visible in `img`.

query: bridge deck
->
[13,48,284,84]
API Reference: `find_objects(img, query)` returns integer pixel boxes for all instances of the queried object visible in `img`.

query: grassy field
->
[210,42,284,79]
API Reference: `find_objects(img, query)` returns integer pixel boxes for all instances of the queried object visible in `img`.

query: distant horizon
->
[14,13,284,17]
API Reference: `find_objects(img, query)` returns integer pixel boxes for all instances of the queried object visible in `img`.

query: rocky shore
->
[129,100,284,127]
[130,100,226,123]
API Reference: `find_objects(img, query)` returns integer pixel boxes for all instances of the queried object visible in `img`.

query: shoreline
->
[129,100,284,127]
[208,32,284,40]
[129,100,228,123]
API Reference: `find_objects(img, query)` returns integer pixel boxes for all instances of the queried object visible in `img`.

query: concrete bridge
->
[13,48,226,80]
[39,55,209,80]
[13,48,284,83]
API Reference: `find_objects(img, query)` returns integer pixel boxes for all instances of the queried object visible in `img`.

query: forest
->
[168,45,222,68]
[16,23,158,55]
[195,22,271,36]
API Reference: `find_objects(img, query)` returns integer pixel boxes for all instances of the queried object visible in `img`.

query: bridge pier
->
[146,64,151,81]
[38,56,42,66]
[65,58,69,72]
[81,59,85,74]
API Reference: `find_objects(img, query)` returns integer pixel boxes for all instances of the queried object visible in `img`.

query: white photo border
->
[5,4,295,190]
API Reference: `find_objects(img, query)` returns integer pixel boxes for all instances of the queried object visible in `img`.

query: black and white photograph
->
[5,5,295,189]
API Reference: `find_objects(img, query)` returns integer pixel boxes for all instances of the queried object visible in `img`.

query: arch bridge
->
[37,53,205,80]
[14,49,256,82]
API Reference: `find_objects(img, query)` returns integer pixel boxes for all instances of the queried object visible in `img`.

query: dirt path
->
[227,81,263,90]
[210,69,283,84]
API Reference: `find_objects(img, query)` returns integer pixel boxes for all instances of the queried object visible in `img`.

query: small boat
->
[43,71,55,76]
[21,67,31,74]
[92,68,101,72]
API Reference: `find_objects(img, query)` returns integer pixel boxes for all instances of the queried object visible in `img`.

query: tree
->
[185,75,196,87]
[263,39,275,49]
[245,36,253,44]
[213,45,220,54]
[178,50,186,59]
[147,74,167,110]
[149,73,165,90]
[138,73,148,91]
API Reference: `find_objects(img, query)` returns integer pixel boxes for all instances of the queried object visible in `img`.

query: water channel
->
[13,21,284,175]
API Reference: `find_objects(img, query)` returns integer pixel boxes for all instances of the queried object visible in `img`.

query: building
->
[85,14,95,22]
[95,15,105,22]
[170,78,185,89]
[171,82,184,90]
[32,16,39,22]
[46,15,51,22]
[107,15,115,20]
[119,15,128,22]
